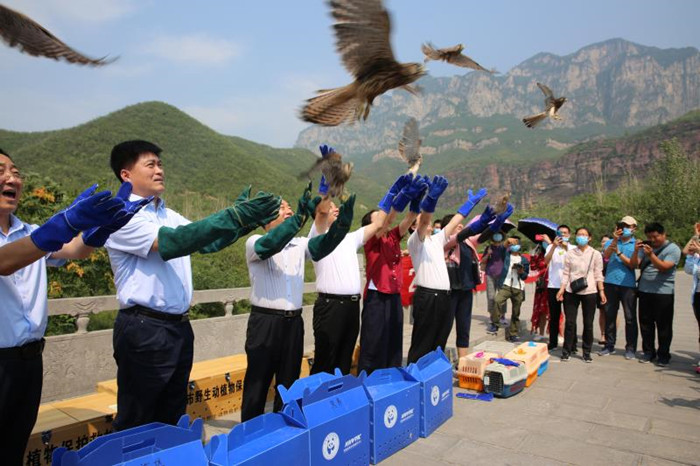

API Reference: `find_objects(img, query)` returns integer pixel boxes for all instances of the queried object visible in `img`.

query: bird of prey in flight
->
[299,147,353,198]
[300,0,426,126]
[421,42,492,73]
[523,82,567,128]
[398,117,422,175]
[0,3,115,66]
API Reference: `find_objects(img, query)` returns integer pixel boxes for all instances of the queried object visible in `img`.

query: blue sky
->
[1,0,698,147]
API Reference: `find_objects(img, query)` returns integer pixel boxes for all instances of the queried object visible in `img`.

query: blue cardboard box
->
[406,347,454,438]
[278,369,341,407]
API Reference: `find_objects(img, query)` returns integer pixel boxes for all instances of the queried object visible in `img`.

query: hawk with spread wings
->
[299,149,353,198]
[0,4,114,66]
[421,42,492,73]
[522,82,567,128]
[301,0,426,126]
[398,117,422,175]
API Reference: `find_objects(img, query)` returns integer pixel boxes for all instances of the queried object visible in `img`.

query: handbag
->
[569,250,594,293]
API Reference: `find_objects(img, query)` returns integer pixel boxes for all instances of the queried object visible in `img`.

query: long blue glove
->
[490,203,514,232]
[82,182,153,247]
[409,175,429,213]
[419,175,448,213]
[391,175,429,212]
[30,184,124,252]
[457,188,487,217]
[319,144,334,158]
[378,173,413,213]
[318,175,329,196]
[318,145,333,197]
[456,205,495,241]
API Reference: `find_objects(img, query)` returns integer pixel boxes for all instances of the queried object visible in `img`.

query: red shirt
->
[400,254,415,306]
[364,226,403,295]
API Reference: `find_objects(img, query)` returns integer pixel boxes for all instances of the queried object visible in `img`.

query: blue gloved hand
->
[30,184,125,252]
[409,175,429,213]
[82,182,153,247]
[318,175,329,196]
[492,358,520,367]
[319,144,335,159]
[391,175,429,212]
[419,175,448,213]
[489,203,514,232]
[377,173,413,213]
[457,188,487,217]
[466,205,496,234]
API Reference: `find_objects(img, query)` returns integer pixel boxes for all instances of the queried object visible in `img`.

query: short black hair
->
[510,235,521,242]
[644,222,665,235]
[576,226,592,236]
[441,214,454,227]
[361,209,377,227]
[433,220,442,227]
[557,224,571,233]
[110,140,162,182]
[601,234,612,240]
[0,147,11,160]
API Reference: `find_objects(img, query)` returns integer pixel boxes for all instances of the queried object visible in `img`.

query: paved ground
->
[205,274,700,465]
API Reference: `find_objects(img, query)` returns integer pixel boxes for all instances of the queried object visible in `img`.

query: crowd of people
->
[0,142,698,465]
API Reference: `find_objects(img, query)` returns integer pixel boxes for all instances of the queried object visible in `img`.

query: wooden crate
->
[24,393,116,466]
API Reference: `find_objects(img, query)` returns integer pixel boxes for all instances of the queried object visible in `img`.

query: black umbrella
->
[517,217,558,243]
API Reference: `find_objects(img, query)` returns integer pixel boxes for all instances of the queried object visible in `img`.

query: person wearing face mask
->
[432,220,442,235]
[599,217,639,360]
[489,236,530,342]
[545,224,572,351]
[557,227,606,362]
[481,230,508,326]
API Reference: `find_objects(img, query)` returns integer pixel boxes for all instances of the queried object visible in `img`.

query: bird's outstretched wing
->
[0,4,114,65]
[447,54,491,72]
[398,117,422,170]
[421,42,442,61]
[537,82,554,98]
[330,0,397,79]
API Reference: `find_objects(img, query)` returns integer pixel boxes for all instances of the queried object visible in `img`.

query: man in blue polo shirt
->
[0,148,141,465]
[599,216,639,360]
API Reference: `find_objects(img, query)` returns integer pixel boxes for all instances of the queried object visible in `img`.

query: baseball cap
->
[620,216,638,226]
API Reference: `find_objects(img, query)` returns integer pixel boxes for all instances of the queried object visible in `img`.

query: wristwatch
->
[616,251,622,257]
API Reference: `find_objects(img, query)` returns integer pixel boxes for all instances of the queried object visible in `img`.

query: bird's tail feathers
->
[301,83,359,126]
[523,112,547,128]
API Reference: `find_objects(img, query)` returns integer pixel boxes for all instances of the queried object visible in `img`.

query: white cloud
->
[144,34,241,65]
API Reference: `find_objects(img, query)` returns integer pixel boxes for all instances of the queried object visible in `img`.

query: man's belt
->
[0,338,45,360]
[415,285,451,295]
[318,292,361,302]
[121,305,189,322]
[251,305,302,318]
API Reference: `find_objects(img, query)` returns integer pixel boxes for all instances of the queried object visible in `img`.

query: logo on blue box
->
[322,432,340,460]
[430,385,440,406]
[384,405,397,428]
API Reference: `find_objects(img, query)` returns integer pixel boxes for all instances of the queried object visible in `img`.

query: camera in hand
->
[641,240,652,246]
[616,222,626,230]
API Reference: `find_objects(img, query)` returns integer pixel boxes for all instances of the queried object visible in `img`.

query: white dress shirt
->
[0,215,64,348]
[105,196,192,314]
[546,243,570,289]
[246,236,311,310]
[408,229,450,291]
[309,224,365,295]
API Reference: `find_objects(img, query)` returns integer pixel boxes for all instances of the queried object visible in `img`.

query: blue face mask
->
[561,236,570,243]
[510,244,521,252]
[433,228,441,234]
[576,236,589,246]
[541,242,549,249]
[493,233,503,242]
[622,228,633,237]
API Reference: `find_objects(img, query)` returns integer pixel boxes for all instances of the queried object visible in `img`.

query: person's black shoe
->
[507,335,520,343]
[656,358,670,367]
[486,324,499,335]
[583,354,593,363]
[560,352,570,362]
[639,353,653,364]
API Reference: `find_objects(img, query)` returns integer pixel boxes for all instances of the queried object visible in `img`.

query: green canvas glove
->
[254,184,312,260]
[158,191,280,261]
[199,187,282,254]
[308,194,355,261]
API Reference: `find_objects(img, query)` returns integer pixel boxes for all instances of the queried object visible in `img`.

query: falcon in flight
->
[0,4,114,66]
[300,0,426,126]
[398,117,422,175]
[522,82,567,128]
[421,42,492,73]
[299,148,353,198]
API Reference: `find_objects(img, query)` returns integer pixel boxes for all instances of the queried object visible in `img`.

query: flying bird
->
[299,149,354,198]
[522,83,567,128]
[421,42,492,73]
[398,117,422,175]
[300,0,426,126]
[0,4,115,66]
[494,192,511,215]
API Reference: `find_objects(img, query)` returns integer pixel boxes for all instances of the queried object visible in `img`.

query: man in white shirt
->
[545,224,572,351]
[242,183,355,421]
[104,140,281,431]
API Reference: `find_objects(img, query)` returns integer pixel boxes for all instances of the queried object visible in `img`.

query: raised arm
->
[253,186,311,261]
[308,194,355,261]
[416,176,448,241]
[390,174,429,239]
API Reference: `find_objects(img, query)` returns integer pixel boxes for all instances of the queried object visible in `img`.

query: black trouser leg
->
[638,291,656,358]
[387,294,404,368]
[0,353,42,466]
[621,286,638,353]
[408,288,450,364]
[580,293,597,356]
[452,290,474,348]
[273,316,304,412]
[113,312,194,431]
[359,291,402,374]
[433,291,454,354]
[311,297,360,375]
[563,292,579,356]
[604,283,621,350]
[242,313,279,422]
[548,288,562,348]
[694,293,700,345]
[653,294,674,361]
